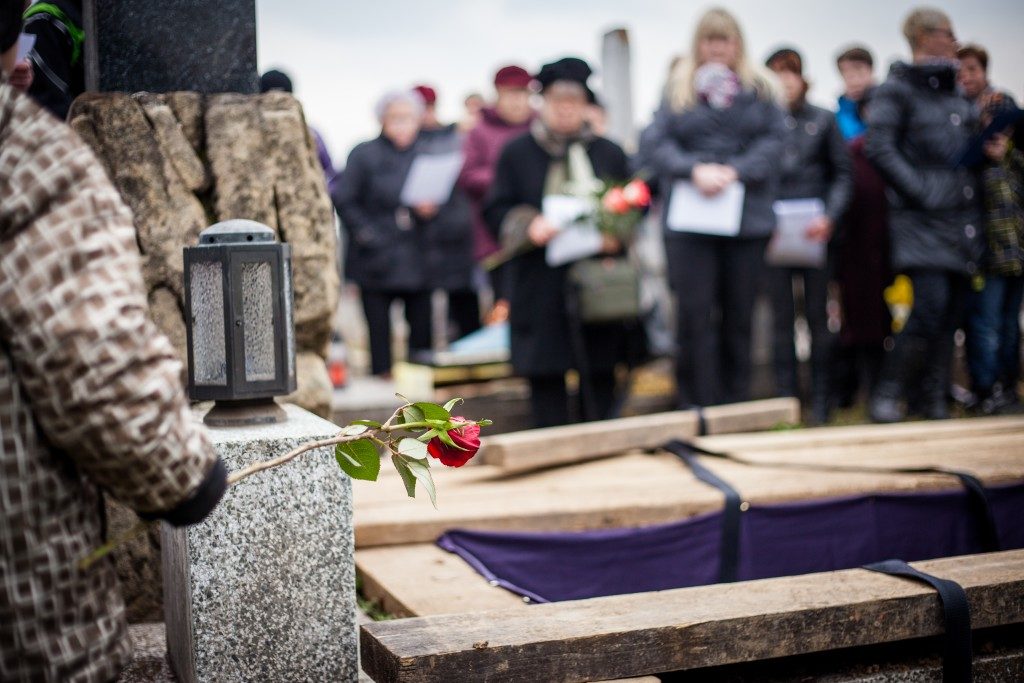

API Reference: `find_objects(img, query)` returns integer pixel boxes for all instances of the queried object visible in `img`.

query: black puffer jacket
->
[642,90,786,238]
[864,61,983,274]
[332,133,474,291]
[778,102,853,222]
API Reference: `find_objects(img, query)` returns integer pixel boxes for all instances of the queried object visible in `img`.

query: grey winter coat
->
[333,133,474,291]
[641,90,787,238]
[864,61,984,274]
[778,101,854,222]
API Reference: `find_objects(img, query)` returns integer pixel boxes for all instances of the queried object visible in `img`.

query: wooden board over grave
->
[360,550,1024,683]
[352,414,1024,549]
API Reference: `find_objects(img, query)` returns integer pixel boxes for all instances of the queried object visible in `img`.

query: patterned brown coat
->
[0,81,226,681]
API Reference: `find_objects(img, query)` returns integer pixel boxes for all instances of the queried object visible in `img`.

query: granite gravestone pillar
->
[82,0,258,93]
[163,405,358,682]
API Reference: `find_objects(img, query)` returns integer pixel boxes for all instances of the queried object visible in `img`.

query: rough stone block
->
[284,352,333,419]
[163,404,356,682]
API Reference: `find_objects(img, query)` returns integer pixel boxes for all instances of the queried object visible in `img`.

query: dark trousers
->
[665,235,768,407]
[528,373,617,428]
[966,274,1024,394]
[890,268,968,401]
[447,289,482,341]
[361,289,433,376]
[767,265,832,399]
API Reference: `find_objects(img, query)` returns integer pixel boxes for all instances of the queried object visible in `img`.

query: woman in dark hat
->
[764,47,853,424]
[484,57,638,428]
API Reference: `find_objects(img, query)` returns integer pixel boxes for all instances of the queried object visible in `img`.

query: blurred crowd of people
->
[316,6,1023,429]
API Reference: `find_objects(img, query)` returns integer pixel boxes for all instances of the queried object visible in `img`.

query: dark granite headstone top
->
[85,0,258,94]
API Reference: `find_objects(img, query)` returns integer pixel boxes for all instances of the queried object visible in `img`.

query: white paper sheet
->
[766,198,827,269]
[16,33,36,63]
[542,195,603,267]
[400,151,464,206]
[666,180,745,236]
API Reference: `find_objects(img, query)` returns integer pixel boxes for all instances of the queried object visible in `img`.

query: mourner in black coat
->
[333,89,474,375]
[864,8,983,422]
[765,48,854,423]
[642,8,786,409]
[483,57,640,427]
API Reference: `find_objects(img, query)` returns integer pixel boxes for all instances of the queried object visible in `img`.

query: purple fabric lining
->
[436,483,1024,604]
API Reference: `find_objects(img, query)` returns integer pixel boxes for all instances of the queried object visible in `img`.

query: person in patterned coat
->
[0,18,227,682]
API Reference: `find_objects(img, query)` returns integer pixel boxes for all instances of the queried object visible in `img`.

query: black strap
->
[694,406,708,437]
[663,439,742,582]
[658,440,1002,554]
[864,559,972,683]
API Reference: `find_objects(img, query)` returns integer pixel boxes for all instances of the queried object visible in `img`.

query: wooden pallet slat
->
[361,550,1024,683]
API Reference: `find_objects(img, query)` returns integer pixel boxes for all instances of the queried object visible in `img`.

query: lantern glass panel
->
[190,260,228,386]
[284,255,296,383]
[241,260,277,382]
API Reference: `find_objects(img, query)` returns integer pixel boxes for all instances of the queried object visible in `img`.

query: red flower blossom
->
[602,187,631,215]
[427,417,481,467]
[622,179,651,208]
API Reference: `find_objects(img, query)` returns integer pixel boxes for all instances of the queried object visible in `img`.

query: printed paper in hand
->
[17,34,36,63]
[666,180,745,236]
[400,152,464,206]
[767,198,827,269]
[542,195,603,267]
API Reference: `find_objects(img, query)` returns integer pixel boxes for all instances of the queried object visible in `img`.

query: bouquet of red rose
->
[595,178,652,242]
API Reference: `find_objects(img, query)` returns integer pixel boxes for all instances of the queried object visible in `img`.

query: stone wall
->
[68,91,338,417]
[69,91,339,621]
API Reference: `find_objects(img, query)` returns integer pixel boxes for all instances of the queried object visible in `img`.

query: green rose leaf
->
[398,437,429,460]
[390,453,438,509]
[399,404,425,425]
[404,456,438,509]
[335,439,381,481]
[414,402,451,421]
[442,397,464,412]
[349,419,382,429]
[391,453,417,498]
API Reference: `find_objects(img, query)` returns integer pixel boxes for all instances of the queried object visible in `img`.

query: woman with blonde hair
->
[642,7,786,408]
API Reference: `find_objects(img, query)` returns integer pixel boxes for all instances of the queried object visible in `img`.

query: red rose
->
[427,417,481,467]
[602,187,630,215]
[622,179,651,208]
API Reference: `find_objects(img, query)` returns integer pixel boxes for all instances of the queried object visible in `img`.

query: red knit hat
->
[413,84,437,105]
[494,65,532,89]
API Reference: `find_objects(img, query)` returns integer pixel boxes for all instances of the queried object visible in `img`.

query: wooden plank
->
[361,550,1024,683]
[353,417,1024,548]
[479,398,800,473]
[357,544,527,618]
[699,413,1024,453]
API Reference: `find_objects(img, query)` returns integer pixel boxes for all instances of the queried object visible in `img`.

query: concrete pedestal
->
[163,404,357,682]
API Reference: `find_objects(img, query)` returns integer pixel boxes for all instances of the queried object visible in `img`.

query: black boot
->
[869,336,928,423]
[917,338,954,420]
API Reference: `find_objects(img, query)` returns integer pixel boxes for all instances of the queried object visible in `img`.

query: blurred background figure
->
[413,82,480,342]
[458,64,535,320]
[764,47,852,424]
[832,82,894,411]
[260,68,338,188]
[484,57,636,427]
[21,0,82,119]
[461,91,485,131]
[865,7,983,423]
[644,7,785,409]
[332,89,434,377]
[958,44,1024,414]
[834,45,875,140]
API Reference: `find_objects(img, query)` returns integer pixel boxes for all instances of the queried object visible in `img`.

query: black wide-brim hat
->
[535,57,596,102]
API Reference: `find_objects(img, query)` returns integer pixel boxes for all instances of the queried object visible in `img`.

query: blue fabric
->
[437,483,1024,603]
[836,95,867,140]
[967,274,1024,391]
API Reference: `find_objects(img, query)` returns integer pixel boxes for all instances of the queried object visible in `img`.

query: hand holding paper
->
[400,152,464,206]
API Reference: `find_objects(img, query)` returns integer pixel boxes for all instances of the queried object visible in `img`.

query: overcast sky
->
[256,0,1024,168]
